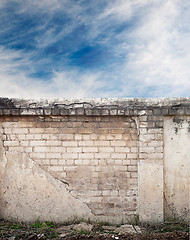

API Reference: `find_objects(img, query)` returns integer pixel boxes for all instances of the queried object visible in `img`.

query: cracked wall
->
[0,115,138,223]
[0,98,189,223]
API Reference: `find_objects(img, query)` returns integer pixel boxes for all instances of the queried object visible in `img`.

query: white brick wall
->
[2,115,139,218]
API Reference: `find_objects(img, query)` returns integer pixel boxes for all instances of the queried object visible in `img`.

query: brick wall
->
[0,98,189,223]
[1,115,138,219]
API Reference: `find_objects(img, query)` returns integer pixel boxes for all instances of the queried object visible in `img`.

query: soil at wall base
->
[0,219,189,240]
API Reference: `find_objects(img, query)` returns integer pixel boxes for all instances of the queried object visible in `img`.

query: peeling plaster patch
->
[164,117,190,220]
[173,118,184,126]
[0,152,93,222]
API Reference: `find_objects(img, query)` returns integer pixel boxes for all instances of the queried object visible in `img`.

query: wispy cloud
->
[0,0,189,98]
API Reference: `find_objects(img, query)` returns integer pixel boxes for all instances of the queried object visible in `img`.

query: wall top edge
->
[0,97,190,116]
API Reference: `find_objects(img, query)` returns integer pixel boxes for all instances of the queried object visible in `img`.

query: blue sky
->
[0,0,190,98]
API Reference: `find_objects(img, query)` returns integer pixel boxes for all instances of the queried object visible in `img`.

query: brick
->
[98,147,114,152]
[127,153,137,159]
[82,135,90,140]
[110,109,117,115]
[128,165,138,172]
[148,116,163,121]
[4,141,19,147]
[94,141,111,147]
[82,159,91,165]
[110,141,126,147]
[111,153,126,159]
[7,134,16,140]
[154,133,163,140]
[25,134,34,140]
[74,159,83,165]
[130,160,138,166]
[59,134,74,140]
[90,159,99,165]
[78,128,93,134]
[155,121,163,128]
[139,134,155,142]
[60,109,69,115]
[79,153,94,159]
[90,134,98,140]
[30,140,46,146]
[30,152,46,159]
[148,129,162,134]
[131,147,138,152]
[48,166,63,172]
[46,140,61,146]
[115,147,130,153]
[95,153,110,159]
[148,153,163,159]
[110,129,125,134]
[62,141,78,147]
[20,141,29,146]
[8,146,24,152]
[50,159,58,165]
[148,141,163,147]
[98,135,106,140]
[101,109,109,115]
[82,147,98,152]
[58,159,67,165]
[140,147,155,153]
[66,159,75,165]
[139,122,148,128]
[24,147,33,152]
[16,134,26,140]
[99,130,111,135]
[155,147,163,153]
[29,128,44,134]
[153,108,161,115]
[175,108,185,115]
[106,159,115,165]
[12,128,28,134]
[114,160,123,165]
[139,116,148,122]
[62,153,78,159]
[67,147,82,153]
[186,107,190,115]
[35,147,49,152]
[2,128,12,135]
[139,153,148,159]
[46,153,62,158]
[44,128,61,134]
[162,108,168,115]
[74,134,82,140]
[63,166,76,172]
[79,141,94,146]
[122,160,131,165]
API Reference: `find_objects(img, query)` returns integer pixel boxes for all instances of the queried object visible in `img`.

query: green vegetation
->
[0,217,189,239]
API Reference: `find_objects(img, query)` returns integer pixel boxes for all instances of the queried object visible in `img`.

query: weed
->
[10,223,22,229]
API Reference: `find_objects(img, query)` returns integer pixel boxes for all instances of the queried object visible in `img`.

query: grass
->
[0,219,59,239]
[0,217,189,239]
[141,217,189,234]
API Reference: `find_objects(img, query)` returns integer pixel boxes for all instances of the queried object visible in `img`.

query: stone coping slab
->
[0,97,189,116]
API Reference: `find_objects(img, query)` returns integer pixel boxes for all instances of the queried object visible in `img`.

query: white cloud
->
[118,0,190,97]
[0,46,105,98]
[0,0,190,98]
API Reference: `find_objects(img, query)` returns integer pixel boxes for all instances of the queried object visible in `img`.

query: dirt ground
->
[0,219,189,240]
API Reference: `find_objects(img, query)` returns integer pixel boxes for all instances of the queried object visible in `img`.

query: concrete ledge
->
[0,98,190,116]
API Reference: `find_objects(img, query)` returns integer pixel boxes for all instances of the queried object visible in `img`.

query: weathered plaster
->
[164,117,190,220]
[0,151,93,222]
[0,97,190,223]
[138,160,163,222]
